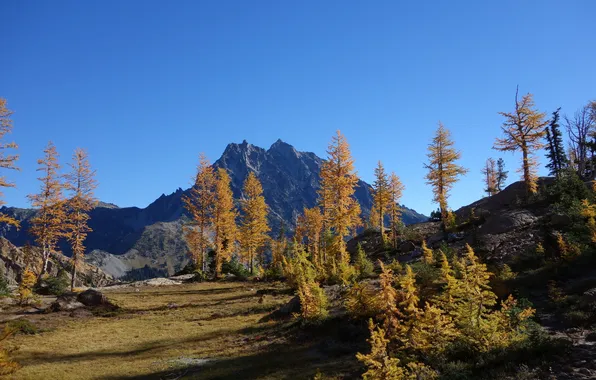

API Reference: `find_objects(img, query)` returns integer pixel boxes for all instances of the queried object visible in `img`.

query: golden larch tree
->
[28,141,66,278]
[425,122,468,221]
[372,161,391,234]
[64,148,97,291]
[212,168,237,278]
[387,172,405,249]
[494,88,548,195]
[0,98,19,227]
[239,172,270,274]
[482,158,498,197]
[318,130,361,259]
[182,153,216,272]
[296,206,324,268]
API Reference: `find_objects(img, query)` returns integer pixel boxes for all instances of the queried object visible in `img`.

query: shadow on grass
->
[98,343,360,380]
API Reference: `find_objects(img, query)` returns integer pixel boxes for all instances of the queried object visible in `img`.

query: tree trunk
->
[522,145,531,195]
[71,258,77,292]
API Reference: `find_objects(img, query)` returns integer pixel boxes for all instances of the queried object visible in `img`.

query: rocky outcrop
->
[0,238,113,287]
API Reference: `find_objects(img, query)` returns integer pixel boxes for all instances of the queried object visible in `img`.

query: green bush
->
[38,270,70,295]
[0,271,10,297]
[353,243,374,279]
[7,319,39,335]
[221,256,250,280]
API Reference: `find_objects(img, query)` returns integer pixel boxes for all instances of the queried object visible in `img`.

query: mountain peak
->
[268,139,294,152]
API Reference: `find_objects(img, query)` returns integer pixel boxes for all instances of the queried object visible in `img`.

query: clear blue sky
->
[1,0,595,216]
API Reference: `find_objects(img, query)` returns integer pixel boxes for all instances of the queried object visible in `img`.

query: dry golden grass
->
[1,282,292,379]
[2,281,362,379]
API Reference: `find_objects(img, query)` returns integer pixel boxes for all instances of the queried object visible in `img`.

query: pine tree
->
[481,158,498,197]
[354,243,373,279]
[28,142,65,278]
[212,168,237,278]
[63,148,97,291]
[496,158,508,192]
[494,87,548,195]
[421,241,434,265]
[424,122,468,222]
[0,98,19,227]
[544,108,568,178]
[372,161,391,234]
[182,153,216,272]
[319,131,361,254]
[388,172,405,250]
[296,207,324,268]
[239,172,270,274]
[357,319,405,380]
[378,262,401,334]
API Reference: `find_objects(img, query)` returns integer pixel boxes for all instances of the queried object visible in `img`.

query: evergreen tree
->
[494,87,548,195]
[182,153,216,272]
[0,98,19,227]
[295,207,324,267]
[424,122,468,222]
[372,161,391,234]
[481,158,498,196]
[212,168,237,278]
[496,158,508,192]
[318,130,361,276]
[28,142,66,279]
[544,108,568,178]
[239,172,270,274]
[354,243,373,279]
[63,148,97,291]
[387,172,405,250]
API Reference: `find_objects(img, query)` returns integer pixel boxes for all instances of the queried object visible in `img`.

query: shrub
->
[221,256,250,280]
[17,270,37,305]
[345,282,380,318]
[41,270,70,296]
[353,244,374,279]
[7,319,38,335]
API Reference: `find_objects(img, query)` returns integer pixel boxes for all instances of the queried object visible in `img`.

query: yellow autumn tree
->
[239,172,270,274]
[0,98,19,227]
[319,131,361,257]
[182,153,215,272]
[421,241,434,265]
[64,148,97,291]
[482,158,498,197]
[28,142,66,279]
[296,207,324,268]
[372,161,391,235]
[494,88,548,195]
[425,123,467,224]
[212,168,237,278]
[357,319,405,380]
[387,172,405,249]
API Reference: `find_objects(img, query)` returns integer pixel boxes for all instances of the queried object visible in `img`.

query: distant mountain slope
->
[0,139,427,278]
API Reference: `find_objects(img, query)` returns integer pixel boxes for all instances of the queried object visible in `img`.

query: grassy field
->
[1,281,362,380]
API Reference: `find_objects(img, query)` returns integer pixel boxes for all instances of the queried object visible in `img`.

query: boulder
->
[479,210,538,235]
[581,288,596,309]
[279,296,301,316]
[398,241,416,253]
[77,289,111,307]
[48,293,85,312]
[550,213,572,228]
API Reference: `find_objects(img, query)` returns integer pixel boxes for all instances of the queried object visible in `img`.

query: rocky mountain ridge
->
[0,139,427,279]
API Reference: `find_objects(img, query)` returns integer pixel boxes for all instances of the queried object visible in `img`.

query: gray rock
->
[399,241,416,253]
[77,289,112,307]
[550,213,572,227]
[49,293,85,312]
[479,209,538,235]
